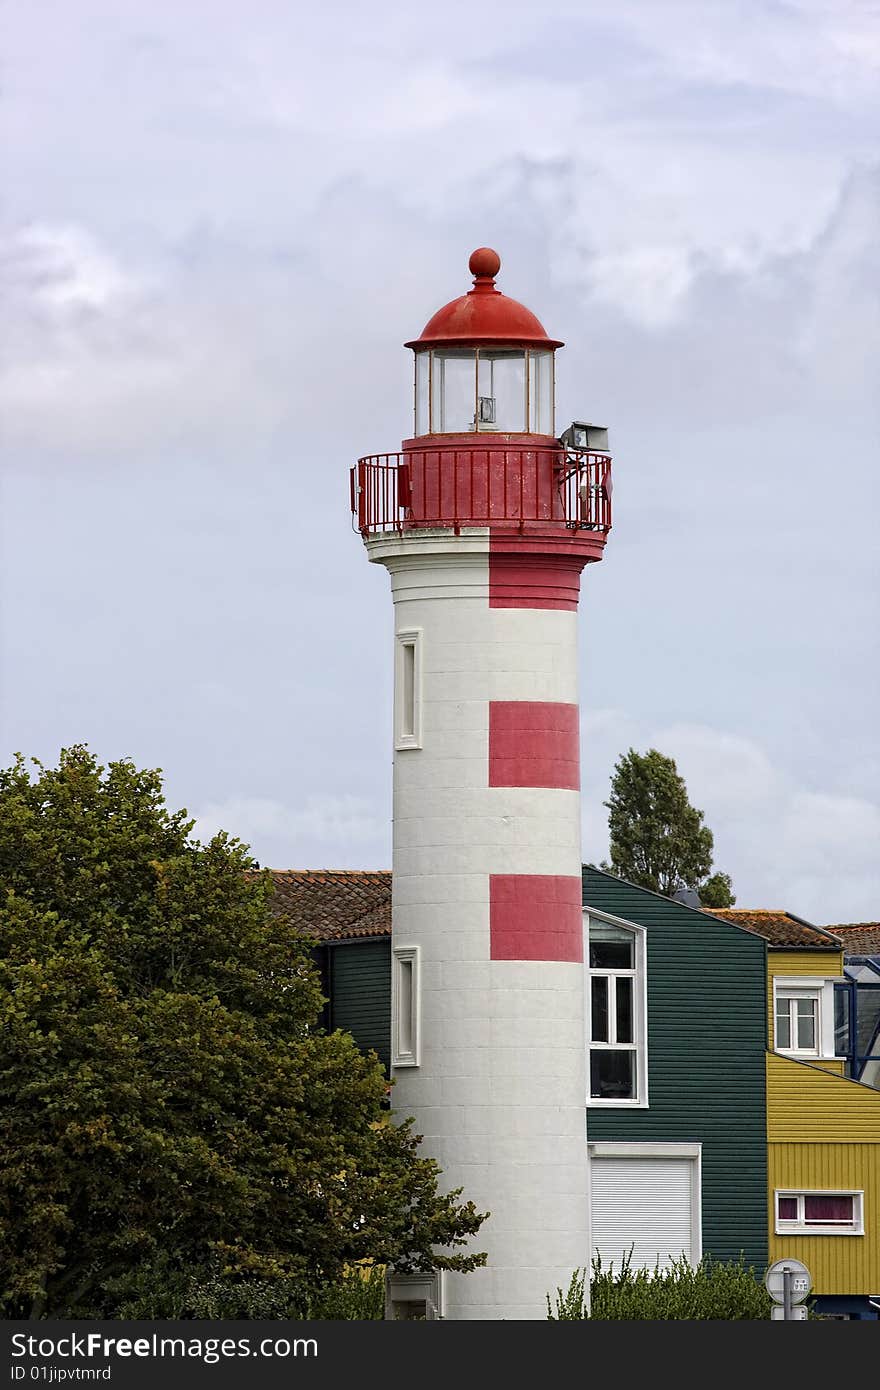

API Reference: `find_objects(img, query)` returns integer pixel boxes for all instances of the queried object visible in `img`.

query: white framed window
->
[395,629,422,750]
[586,911,648,1106]
[775,1190,864,1236]
[392,945,420,1067]
[773,977,840,1058]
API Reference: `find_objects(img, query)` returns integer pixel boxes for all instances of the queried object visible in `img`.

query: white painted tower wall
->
[368,529,590,1321]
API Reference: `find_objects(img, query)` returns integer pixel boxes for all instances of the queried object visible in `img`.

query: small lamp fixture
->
[560,421,609,453]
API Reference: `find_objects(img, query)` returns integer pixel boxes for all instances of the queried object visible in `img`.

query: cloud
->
[1,1,876,929]
[2,159,877,463]
[191,794,389,869]
[580,711,880,925]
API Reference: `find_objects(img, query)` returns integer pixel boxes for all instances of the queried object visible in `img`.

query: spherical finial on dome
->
[469,247,501,279]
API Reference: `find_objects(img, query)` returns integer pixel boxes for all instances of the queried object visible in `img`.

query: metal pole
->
[783,1266,792,1321]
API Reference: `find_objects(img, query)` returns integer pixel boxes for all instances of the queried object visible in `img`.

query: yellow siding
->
[767,1053,880,1295]
[768,1144,880,1294]
[766,947,844,1070]
[767,1052,880,1142]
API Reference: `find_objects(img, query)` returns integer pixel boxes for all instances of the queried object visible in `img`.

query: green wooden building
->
[582,866,768,1273]
[271,865,769,1274]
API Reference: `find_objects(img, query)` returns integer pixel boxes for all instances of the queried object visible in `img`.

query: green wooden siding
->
[329,940,392,1076]
[583,867,769,1271]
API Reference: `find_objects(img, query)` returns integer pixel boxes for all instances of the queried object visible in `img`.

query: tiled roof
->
[267,869,391,941]
[823,923,880,955]
[265,872,863,953]
[704,908,843,949]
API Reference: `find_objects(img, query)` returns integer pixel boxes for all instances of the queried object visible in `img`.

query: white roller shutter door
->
[590,1149,701,1273]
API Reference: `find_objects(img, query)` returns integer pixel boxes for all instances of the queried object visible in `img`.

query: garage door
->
[590,1143,701,1274]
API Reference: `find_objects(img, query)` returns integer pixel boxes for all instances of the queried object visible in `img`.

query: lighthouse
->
[352,249,612,1320]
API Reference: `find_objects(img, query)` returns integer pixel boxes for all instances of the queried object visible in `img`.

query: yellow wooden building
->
[710,909,880,1319]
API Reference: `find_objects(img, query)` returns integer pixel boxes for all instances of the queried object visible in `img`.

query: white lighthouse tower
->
[352,249,612,1320]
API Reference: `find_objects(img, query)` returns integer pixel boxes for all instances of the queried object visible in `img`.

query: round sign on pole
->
[765,1259,812,1304]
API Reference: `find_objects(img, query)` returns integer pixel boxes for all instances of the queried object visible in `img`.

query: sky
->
[1,0,878,924]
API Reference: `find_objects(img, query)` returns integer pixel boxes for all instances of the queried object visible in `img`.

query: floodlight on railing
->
[560,421,609,453]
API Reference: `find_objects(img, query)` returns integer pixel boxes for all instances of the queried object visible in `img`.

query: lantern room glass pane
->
[430,349,476,433]
[476,350,526,432]
[415,351,430,435]
[528,350,554,434]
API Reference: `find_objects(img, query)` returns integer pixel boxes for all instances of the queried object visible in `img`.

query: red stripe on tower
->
[489,701,580,789]
[489,874,583,962]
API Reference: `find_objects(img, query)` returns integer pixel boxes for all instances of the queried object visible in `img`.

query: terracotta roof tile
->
[703,908,842,949]
[823,923,880,954]
[267,869,391,941]
[265,872,867,953]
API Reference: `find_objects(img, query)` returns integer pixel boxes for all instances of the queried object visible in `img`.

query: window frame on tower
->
[394,628,423,751]
[391,944,420,1069]
[585,909,648,1108]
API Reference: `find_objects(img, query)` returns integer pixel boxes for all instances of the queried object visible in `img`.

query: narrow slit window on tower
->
[392,945,420,1067]
[395,629,422,750]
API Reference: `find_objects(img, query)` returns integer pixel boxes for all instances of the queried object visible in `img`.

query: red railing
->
[351,446,612,537]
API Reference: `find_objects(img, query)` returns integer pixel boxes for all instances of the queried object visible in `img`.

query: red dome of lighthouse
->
[405,248,564,350]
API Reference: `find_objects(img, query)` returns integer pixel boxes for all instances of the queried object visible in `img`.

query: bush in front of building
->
[547,1252,776,1320]
[99,1256,386,1319]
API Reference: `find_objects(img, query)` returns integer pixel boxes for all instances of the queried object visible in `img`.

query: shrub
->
[548,1251,777,1320]
[102,1255,385,1320]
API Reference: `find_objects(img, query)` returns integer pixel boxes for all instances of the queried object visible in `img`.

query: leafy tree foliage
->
[603,748,735,905]
[698,871,736,909]
[0,748,485,1318]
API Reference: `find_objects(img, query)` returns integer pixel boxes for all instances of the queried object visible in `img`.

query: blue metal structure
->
[835,956,880,1087]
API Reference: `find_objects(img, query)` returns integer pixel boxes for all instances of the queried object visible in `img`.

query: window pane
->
[528,350,553,434]
[775,1005,791,1049]
[590,1050,634,1100]
[431,350,475,433]
[796,998,817,1049]
[589,923,633,970]
[400,641,415,738]
[834,986,851,1055]
[616,977,633,1043]
[476,350,526,432]
[804,1195,852,1223]
[856,992,880,1058]
[778,1197,798,1220]
[415,351,430,435]
[591,977,608,1042]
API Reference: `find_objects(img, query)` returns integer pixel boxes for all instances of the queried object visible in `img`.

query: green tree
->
[699,871,736,909]
[0,747,485,1318]
[602,748,735,905]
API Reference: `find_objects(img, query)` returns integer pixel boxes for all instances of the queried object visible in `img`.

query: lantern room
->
[405,248,562,438]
